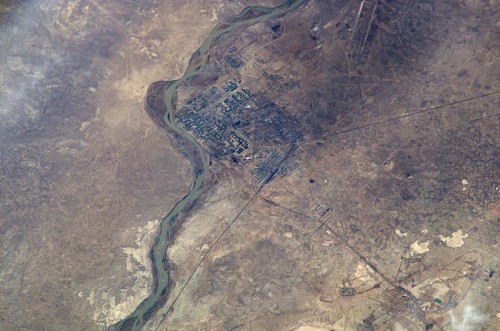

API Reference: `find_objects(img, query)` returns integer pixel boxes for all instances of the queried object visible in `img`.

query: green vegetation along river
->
[113,1,306,330]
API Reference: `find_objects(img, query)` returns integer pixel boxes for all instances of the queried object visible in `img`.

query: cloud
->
[449,305,488,331]
[0,0,60,130]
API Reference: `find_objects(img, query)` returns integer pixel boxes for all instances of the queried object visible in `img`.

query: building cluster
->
[176,78,304,186]
[277,157,301,177]
[254,152,302,187]
[267,74,301,93]
[313,202,331,218]
[219,87,254,115]
[227,130,249,154]
[176,81,254,159]
[224,53,245,68]
[254,150,288,187]
[248,100,302,145]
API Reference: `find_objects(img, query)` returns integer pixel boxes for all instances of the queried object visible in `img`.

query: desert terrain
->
[0,0,498,330]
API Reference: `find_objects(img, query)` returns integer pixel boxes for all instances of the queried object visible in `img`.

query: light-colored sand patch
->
[294,326,331,331]
[86,219,160,328]
[462,179,469,191]
[439,230,468,248]
[384,160,395,171]
[122,219,160,272]
[352,262,377,288]
[395,229,408,237]
[410,240,430,255]
[393,321,409,331]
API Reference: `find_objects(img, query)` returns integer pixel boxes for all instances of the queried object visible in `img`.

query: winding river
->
[113,1,306,330]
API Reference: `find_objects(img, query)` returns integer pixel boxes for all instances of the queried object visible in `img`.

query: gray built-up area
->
[175,80,303,177]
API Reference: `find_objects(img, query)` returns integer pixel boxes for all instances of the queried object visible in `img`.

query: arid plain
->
[0,0,499,330]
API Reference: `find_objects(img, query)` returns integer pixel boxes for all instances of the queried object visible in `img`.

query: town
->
[175,80,303,167]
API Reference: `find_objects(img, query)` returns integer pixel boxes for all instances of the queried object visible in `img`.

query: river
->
[113,1,306,330]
